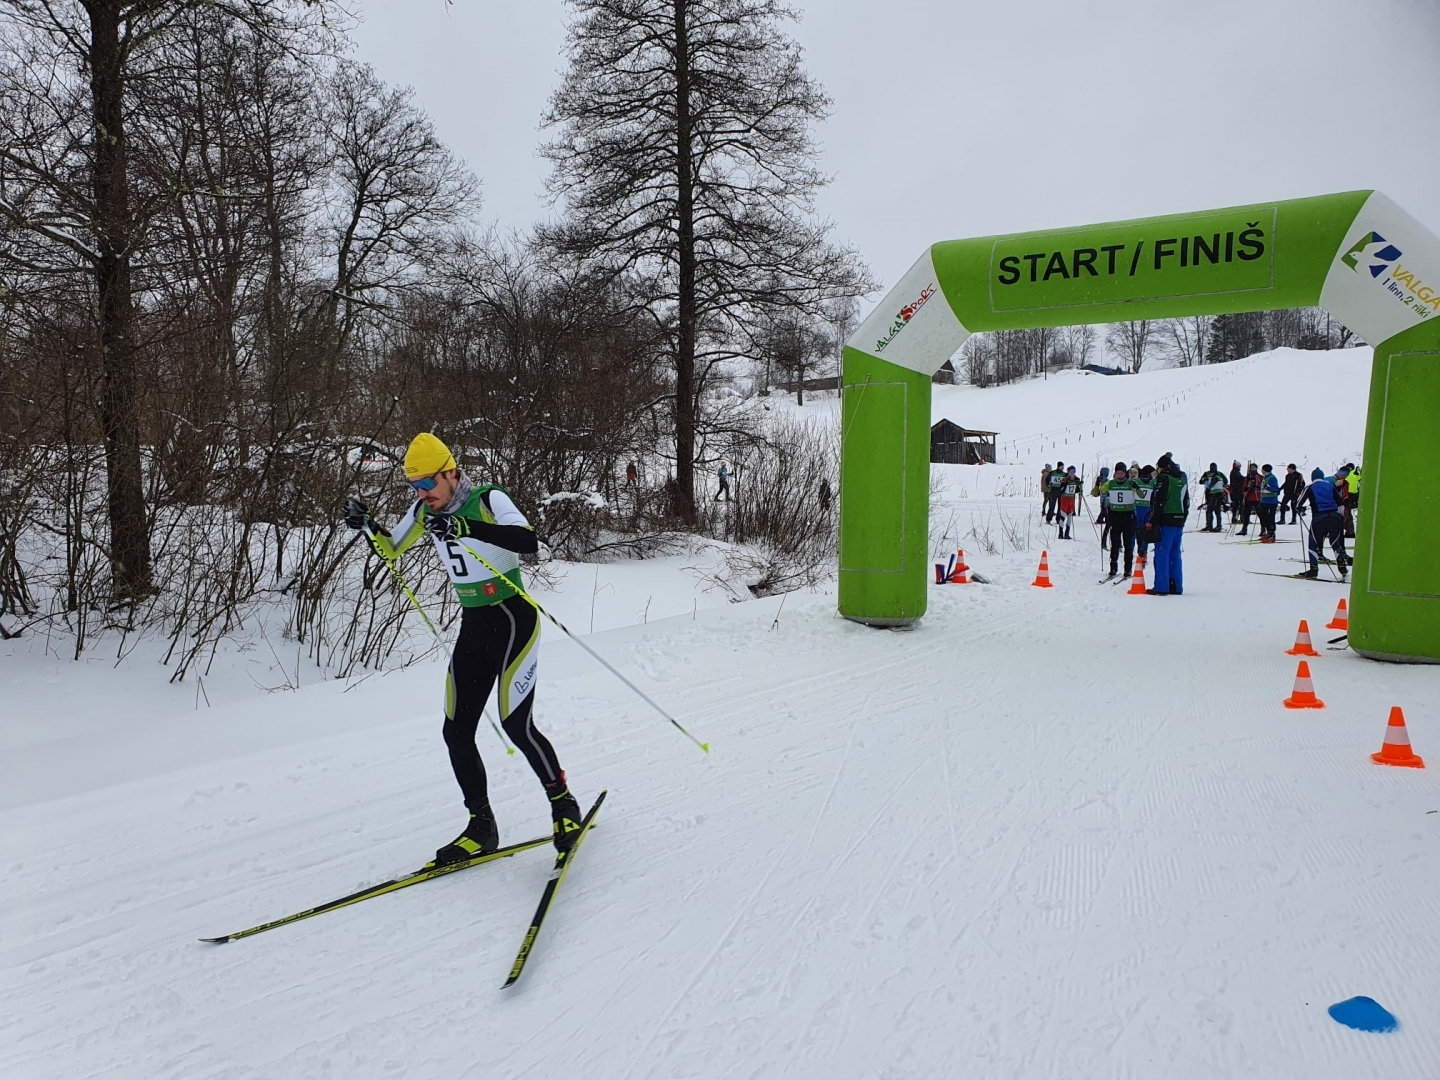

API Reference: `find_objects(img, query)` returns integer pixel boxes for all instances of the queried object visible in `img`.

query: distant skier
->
[1228,460,1244,526]
[1092,465,1111,546]
[1044,461,1066,523]
[716,460,731,502]
[1258,464,1280,542]
[1279,464,1305,525]
[1300,467,1349,578]
[818,476,831,513]
[625,460,638,486]
[1057,465,1081,540]
[1238,463,1262,535]
[343,433,583,864]
[1102,462,1137,579]
[1199,462,1227,532]
[1148,452,1190,595]
[1133,464,1156,560]
[1336,463,1360,537]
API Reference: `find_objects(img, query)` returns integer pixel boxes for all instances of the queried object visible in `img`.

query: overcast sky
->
[351,0,1440,298]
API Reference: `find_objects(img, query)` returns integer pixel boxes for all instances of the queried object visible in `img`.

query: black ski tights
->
[443,595,563,811]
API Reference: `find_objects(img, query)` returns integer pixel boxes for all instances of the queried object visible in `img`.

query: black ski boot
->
[432,805,499,867]
[1297,566,1319,579]
[1336,554,1349,579]
[545,778,583,852]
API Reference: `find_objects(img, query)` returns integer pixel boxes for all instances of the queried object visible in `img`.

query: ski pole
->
[454,537,710,754]
[362,526,515,756]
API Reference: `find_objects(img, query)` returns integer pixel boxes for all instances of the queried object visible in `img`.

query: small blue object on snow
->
[1328,996,1397,1033]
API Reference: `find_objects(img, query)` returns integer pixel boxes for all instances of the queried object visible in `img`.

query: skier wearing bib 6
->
[342,433,583,864]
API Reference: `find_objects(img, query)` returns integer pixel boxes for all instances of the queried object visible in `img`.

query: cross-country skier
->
[343,433,583,864]
[716,460,731,501]
[1279,464,1305,525]
[1133,464,1156,560]
[1102,462,1137,579]
[1147,453,1189,595]
[1045,462,1066,523]
[1336,463,1360,537]
[1300,467,1349,578]
[1238,463,1262,535]
[1199,463,1227,532]
[1057,465,1081,540]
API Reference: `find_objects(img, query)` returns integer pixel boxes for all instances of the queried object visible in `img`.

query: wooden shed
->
[930,419,998,465]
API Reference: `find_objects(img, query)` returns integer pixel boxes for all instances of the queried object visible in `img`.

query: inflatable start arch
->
[839,191,1440,663]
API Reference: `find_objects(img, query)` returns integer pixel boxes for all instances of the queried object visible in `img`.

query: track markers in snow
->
[1285,620,1321,657]
[1282,661,1325,709]
[1031,551,1053,588]
[1372,706,1425,768]
[1328,996,1397,1033]
[1326,597,1349,631]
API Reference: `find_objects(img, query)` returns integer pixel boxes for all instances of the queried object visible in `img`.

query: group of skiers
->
[1043,456,1190,594]
[1043,456,1362,589]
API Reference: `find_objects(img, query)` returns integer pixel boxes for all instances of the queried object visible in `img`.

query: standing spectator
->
[1238,463,1261,535]
[715,460,731,501]
[1279,463,1304,525]
[1148,453,1190,595]
[1102,462,1137,579]
[1199,462,1227,532]
[818,477,831,513]
[1258,464,1280,542]
[1040,463,1053,519]
[1228,460,1245,525]
[625,460,638,487]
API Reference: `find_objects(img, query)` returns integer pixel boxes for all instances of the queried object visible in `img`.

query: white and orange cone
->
[1282,660,1325,709]
[1032,551,1053,588]
[1371,706,1424,768]
[1285,619,1321,657]
[1126,563,1147,595]
[949,549,971,585]
[1326,597,1349,631]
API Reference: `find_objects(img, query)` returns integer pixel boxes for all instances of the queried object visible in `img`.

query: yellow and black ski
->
[200,835,552,944]
[503,790,607,988]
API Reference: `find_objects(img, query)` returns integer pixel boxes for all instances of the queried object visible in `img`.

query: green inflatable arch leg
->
[838,191,1440,662]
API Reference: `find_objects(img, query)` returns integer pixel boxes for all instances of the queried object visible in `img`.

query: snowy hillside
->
[5,348,1440,1080]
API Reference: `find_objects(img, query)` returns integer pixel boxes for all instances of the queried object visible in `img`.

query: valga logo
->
[1342,232,1403,278]
[874,283,937,352]
[1341,230,1434,319]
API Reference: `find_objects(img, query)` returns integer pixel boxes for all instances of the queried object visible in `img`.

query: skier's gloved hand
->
[424,512,471,542]
[343,497,372,532]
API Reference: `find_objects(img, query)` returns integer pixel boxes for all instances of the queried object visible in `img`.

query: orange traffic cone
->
[1032,550,1053,588]
[1282,660,1325,709]
[1326,597,1349,631]
[1285,619,1321,657]
[949,549,971,584]
[1126,563,1147,595]
[1371,706,1425,768]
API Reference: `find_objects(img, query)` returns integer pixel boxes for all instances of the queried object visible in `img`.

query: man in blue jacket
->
[1258,464,1281,542]
[1299,468,1349,578]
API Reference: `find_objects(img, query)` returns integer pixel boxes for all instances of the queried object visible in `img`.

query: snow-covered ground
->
[5,348,1439,1080]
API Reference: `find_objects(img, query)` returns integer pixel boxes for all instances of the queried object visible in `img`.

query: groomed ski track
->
[4,349,1438,1079]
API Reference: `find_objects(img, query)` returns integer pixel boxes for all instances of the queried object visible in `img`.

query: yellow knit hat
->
[403,432,457,479]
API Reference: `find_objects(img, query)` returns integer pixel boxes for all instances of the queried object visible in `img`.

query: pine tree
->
[541,0,870,522]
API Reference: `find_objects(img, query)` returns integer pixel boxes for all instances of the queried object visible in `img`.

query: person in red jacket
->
[1238,463,1262,536]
